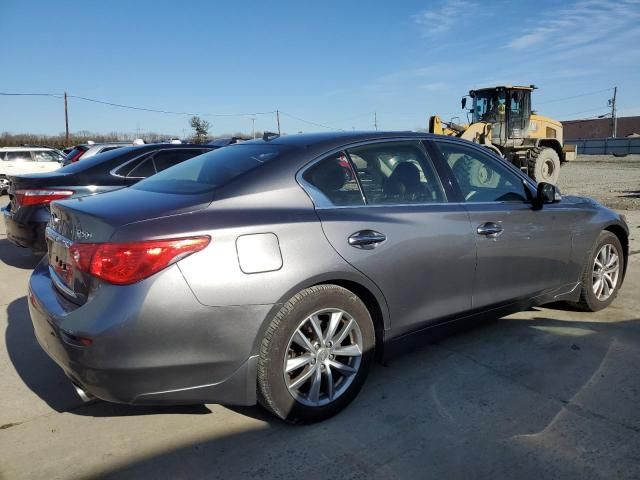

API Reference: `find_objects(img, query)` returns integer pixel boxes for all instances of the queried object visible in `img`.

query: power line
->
[279,111,344,131]
[536,87,613,105]
[68,94,275,117]
[1,91,276,118]
[0,92,63,98]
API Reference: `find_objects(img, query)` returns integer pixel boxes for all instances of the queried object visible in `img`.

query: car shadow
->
[93,313,640,479]
[0,239,42,269]
[4,296,211,417]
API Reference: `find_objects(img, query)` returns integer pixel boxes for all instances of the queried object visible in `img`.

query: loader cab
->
[470,86,533,144]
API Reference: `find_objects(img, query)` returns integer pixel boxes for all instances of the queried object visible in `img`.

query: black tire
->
[452,155,500,191]
[528,147,561,184]
[257,284,375,424]
[570,231,625,312]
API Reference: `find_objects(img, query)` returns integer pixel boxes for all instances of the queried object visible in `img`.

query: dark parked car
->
[28,132,628,423]
[3,143,215,252]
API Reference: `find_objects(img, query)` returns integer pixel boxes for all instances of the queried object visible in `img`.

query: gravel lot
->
[1,155,639,479]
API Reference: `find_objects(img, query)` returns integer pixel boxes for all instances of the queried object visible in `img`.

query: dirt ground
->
[560,155,640,262]
[1,155,639,480]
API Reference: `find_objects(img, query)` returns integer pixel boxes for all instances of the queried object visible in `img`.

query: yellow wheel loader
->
[429,85,576,184]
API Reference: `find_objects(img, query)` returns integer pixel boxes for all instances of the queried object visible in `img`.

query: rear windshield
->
[133,144,282,194]
[58,146,140,173]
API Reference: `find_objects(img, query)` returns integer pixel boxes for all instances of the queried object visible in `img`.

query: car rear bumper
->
[28,258,272,406]
[2,206,47,252]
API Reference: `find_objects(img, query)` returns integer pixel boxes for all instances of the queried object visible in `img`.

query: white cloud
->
[413,0,475,35]
[507,0,640,49]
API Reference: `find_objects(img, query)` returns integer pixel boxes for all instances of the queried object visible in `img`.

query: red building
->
[562,116,640,141]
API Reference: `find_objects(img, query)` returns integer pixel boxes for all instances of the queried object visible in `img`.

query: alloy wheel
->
[592,243,620,301]
[283,308,363,407]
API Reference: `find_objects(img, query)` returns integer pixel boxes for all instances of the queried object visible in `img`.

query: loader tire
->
[451,155,500,189]
[528,147,560,184]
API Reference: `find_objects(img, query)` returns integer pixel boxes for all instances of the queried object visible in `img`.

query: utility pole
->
[64,91,69,145]
[374,111,378,131]
[609,86,617,138]
[276,110,281,135]
[251,117,256,139]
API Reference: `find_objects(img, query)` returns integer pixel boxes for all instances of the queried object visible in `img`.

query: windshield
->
[133,144,282,194]
[472,90,506,123]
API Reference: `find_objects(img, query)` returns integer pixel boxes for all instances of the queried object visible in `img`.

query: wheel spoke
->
[328,359,356,376]
[325,311,342,343]
[307,366,322,403]
[324,363,334,401]
[332,344,362,357]
[603,273,615,289]
[594,257,603,269]
[286,354,314,373]
[593,278,602,294]
[333,318,355,345]
[601,277,610,297]
[289,365,316,390]
[292,330,316,353]
[606,254,618,269]
[308,314,324,344]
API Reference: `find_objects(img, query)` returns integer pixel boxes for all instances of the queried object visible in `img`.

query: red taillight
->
[70,236,210,285]
[70,151,84,163]
[15,189,74,207]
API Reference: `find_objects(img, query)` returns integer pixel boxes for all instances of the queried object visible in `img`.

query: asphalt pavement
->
[1,160,639,479]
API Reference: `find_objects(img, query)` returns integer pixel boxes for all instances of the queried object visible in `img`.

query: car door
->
[301,139,476,337]
[430,139,574,309]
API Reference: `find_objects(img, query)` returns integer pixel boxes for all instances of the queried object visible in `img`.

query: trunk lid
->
[46,187,213,304]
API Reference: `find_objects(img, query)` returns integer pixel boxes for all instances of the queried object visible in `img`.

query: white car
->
[0,147,66,194]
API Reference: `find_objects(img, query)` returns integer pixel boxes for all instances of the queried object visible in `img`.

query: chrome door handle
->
[477,222,504,237]
[348,230,386,249]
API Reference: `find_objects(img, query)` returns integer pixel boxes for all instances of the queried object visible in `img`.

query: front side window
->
[302,152,363,206]
[346,141,446,205]
[434,141,528,203]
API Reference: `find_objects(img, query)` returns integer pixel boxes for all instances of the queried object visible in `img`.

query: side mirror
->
[461,97,467,109]
[536,182,561,207]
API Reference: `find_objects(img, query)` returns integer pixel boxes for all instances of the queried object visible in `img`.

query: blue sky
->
[1,0,639,137]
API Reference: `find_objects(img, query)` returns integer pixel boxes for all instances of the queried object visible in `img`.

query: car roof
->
[245,131,435,151]
[0,146,59,152]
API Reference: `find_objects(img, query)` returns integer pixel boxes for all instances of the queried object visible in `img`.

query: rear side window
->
[134,144,282,194]
[153,150,202,172]
[346,141,446,204]
[302,152,364,206]
[6,151,33,162]
[127,158,156,178]
[33,150,64,162]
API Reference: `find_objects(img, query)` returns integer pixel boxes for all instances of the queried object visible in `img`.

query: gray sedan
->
[27,132,628,423]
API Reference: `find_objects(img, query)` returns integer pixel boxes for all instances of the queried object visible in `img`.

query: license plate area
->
[46,227,75,292]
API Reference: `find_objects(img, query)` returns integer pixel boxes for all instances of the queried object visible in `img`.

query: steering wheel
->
[465,190,478,201]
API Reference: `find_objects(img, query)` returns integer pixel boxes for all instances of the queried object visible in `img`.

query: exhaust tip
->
[70,380,96,403]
